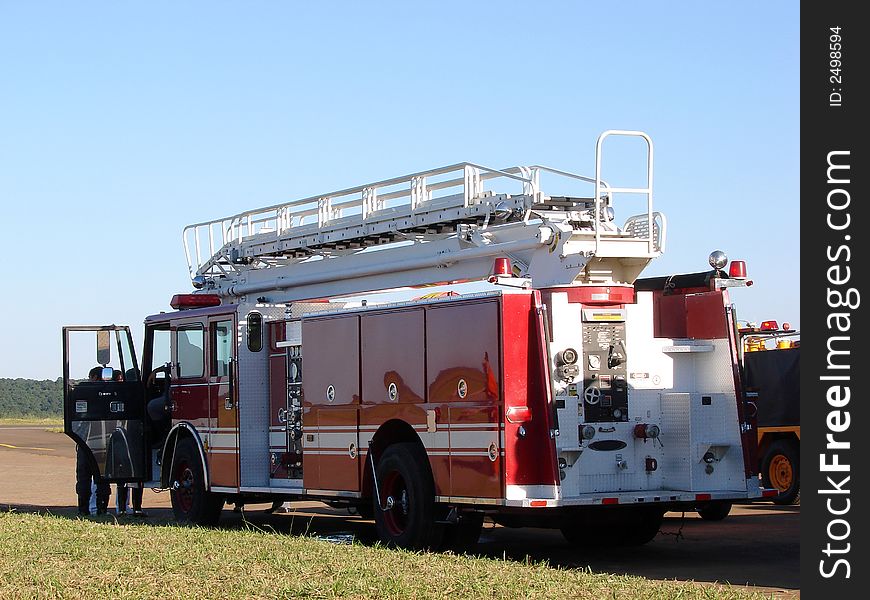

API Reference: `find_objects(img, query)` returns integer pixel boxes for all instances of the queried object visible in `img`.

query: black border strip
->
[801,4,867,596]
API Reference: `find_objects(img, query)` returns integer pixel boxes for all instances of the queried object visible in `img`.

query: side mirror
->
[96,330,111,366]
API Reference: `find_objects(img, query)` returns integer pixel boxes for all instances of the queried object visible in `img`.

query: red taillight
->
[170,294,221,310]
[695,493,712,502]
[760,320,778,331]
[762,489,779,498]
[493,257,512,276]
[728,260,747,278]
[602,497,619,505]
[506,406,532,424]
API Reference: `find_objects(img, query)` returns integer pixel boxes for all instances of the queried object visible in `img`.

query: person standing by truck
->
[76,367,111,516]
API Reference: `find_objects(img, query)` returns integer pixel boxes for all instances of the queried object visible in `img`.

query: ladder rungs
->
[198,193,511,265]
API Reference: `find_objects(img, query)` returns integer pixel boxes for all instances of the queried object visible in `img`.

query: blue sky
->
[0,2,799,380]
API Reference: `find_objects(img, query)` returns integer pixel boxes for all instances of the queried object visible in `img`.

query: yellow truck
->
[741,321,800,505]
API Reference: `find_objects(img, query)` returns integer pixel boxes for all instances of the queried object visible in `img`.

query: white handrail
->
[182,162,537,278]
[594,130,654,255]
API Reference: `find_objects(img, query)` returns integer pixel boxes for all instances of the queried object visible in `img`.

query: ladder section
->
[183,163,538,279]
[181,131,666,286]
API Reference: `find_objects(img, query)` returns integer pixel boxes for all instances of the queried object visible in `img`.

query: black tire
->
[372,442,440,550]
[621,509,664,545]
[441,512,484,553]
[761,439,800,505]
[353,502,374,520]
[170,436,224,525]
[561,507,663,546]
[697,501,732,521]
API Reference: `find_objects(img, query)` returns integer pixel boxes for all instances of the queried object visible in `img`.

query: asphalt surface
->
[1,425,799,597]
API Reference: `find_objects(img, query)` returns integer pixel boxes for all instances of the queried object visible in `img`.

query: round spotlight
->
[708,250,728,270]
[192,275,206,289]
[494,201,513,222]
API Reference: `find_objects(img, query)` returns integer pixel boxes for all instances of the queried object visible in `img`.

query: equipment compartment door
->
[426,300,502,498]
[302,315,360,492]
[63,326,148,482]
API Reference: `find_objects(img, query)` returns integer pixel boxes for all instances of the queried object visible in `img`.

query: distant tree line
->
[0,378,63,418]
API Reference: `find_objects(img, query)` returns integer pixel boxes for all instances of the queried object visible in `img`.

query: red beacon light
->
[760,320,779,331]
[170,294,221,310]
[493,257,512,276]
[728,260,747,279]
[488,257,513,282]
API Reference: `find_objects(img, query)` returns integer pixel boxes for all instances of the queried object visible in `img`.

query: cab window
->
[150,328,171,372]
[211,320,233,377]
[176,325,204,378]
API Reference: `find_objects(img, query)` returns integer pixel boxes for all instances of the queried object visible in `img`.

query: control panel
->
[286,344,303,478]
[581,310,628,422]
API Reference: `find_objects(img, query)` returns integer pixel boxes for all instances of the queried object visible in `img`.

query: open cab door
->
[63,326,149,483]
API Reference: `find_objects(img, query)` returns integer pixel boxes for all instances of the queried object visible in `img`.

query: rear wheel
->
[561,507,663,546]
[697,501,732,521]
[761,440,800,505]
[170,436,224,525]
[621,509,664,545]
[372,442,440,550]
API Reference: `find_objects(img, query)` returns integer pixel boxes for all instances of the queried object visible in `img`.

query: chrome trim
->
[306,489,362,499]
[160,421,210,490]
[434,495,503,506]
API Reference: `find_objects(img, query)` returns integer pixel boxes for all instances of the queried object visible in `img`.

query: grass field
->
[0,512,771,600]
[0,417,63,426]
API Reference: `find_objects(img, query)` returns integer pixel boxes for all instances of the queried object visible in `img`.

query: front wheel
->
[170,436,224,525]
[761,439,800,505]
[372,442,440,550]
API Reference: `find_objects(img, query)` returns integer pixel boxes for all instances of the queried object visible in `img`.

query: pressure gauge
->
[588,354,601,370]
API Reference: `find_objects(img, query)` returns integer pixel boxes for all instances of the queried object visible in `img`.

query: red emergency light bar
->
[170,294,221,310]
[760,320,779,331]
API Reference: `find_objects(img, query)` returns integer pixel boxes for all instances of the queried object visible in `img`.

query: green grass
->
[0,512,771,600]
[0,417,63,426]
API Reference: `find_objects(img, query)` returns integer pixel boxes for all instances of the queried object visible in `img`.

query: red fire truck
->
[64,131,772,550]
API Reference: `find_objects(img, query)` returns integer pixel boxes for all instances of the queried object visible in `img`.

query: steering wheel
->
[146,364,171,397]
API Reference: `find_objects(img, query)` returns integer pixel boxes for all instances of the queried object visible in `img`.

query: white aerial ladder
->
[182,131,665,301]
